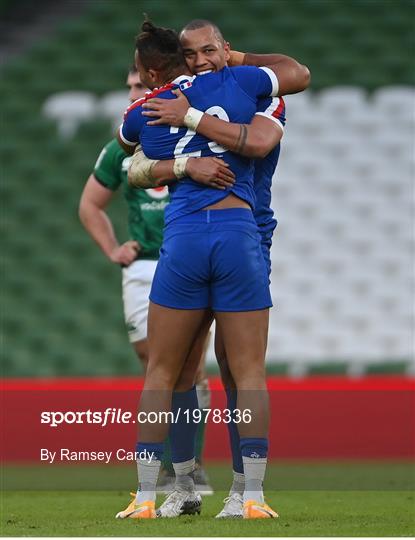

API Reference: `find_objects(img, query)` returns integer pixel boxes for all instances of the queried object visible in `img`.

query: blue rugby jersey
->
[120,65,279,224]
[253,96,286,240]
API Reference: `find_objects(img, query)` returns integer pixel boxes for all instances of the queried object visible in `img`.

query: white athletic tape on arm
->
[128,147,159,188]
[173,156,189,179]
[183,107,204,131]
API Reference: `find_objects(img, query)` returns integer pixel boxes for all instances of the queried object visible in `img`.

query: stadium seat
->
[42,92,96,138]
[316,86,367,116]
[97,91,130,130]
[373,86,415,118]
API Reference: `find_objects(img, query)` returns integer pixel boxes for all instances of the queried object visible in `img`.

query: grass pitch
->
[1,463,414,536]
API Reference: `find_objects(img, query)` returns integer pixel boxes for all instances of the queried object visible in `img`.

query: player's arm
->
[117,129,137,155]
[142,91,283,159]
[116,99,147,155]
[186,106,283,159]
[228,50,310,95]
[117,105,234,188]
[79,175,140,266]
[128,147,235,190]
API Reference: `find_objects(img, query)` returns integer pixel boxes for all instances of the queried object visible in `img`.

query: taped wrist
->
[128,146,159,188]
[173,156,189,179]
[183,107,204,131]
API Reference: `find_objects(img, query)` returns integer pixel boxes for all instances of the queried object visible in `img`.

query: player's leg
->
[127,303,209,518]
[122,260,174,488]
[156,311,213,517]
[133,339,182,492]
[122,260,155,367]
[210,209,277,518]
[215,309,277,519]
[215,236,274,518]
[138,301,209,458]
[214,327,245,518]
[116,306,206,520]
[132,339,148,368]
[132,220,212,516]
[192,330,213,495]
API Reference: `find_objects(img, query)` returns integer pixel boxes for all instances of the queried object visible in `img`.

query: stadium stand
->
[42,92,97,139]
[1,0,414,376]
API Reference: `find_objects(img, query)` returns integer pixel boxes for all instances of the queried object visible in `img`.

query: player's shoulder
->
[94,137,127,175]
[124,83,176,117]
[229,65,261,79]
[230,65,260,74]
[124,96,146,118]
[230,65,276,85]
[228,65,265,90]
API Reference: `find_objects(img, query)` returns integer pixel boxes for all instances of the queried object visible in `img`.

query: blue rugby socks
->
[195,379,210,463]
[169,386,199,491]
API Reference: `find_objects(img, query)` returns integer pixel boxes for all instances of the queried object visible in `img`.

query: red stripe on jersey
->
[272,97,285,120]
[124,83,175,117]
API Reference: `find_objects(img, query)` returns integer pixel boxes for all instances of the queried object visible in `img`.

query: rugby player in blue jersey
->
[132,21,309,519]
[136,20,303,518]
[116,20,309,520]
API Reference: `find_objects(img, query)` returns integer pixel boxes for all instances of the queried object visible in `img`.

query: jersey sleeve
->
[93,139,125,191]
[118,99,146,148]
[255,96,286,131]
[231,65,279,99]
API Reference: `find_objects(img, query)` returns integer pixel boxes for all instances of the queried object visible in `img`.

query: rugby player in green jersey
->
[79,67,234,494]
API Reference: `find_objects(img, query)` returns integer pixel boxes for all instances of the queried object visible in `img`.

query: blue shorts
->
[150,208,272,312]
[260,239,272,279]
[258,222,276,279]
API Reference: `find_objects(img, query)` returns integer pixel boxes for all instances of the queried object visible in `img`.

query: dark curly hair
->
[135,19,185,75]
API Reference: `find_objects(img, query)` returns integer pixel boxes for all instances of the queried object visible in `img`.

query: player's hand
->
[186,157,235,190]
[141,89,190,127]
[110,241,141,266]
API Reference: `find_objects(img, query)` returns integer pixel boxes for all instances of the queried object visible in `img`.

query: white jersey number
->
[171,105,229,157]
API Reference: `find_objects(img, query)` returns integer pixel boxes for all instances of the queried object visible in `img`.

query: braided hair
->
[135,19,186,76]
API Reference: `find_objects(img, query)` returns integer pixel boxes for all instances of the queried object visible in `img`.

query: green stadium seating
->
[1,0,413,376]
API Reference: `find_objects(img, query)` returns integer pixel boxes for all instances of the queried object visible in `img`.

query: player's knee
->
[217,358,234,388]
[145,363,178,389]
[133,339,149,367]
[174,369,197,391]
[232,365,266,390]
[220,369,235,389]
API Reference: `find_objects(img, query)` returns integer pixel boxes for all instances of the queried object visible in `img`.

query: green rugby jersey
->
[94,138,169,260]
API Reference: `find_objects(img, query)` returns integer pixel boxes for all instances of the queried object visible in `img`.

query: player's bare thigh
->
[214,325,236,389]
[145,302,210,390]
[215,309,269,389]
[215,309,270,437]
[175,311,213,391]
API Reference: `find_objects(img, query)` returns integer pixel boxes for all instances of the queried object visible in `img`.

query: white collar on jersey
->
[171,74,196,86]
